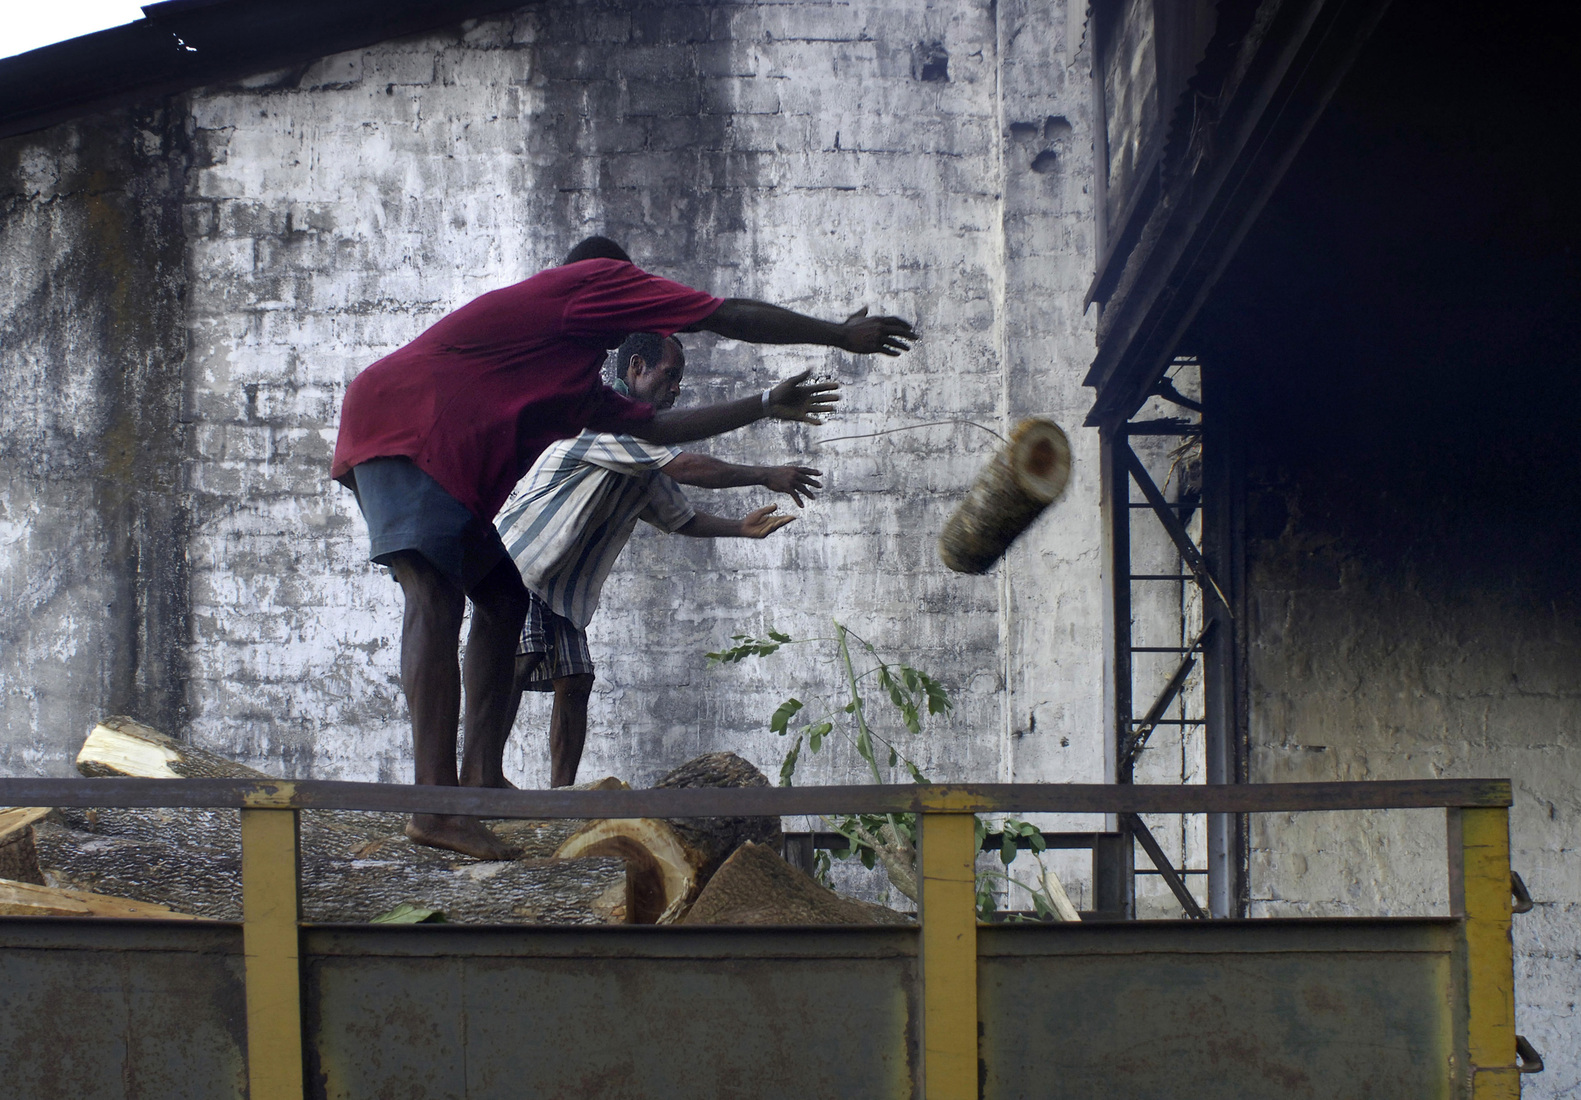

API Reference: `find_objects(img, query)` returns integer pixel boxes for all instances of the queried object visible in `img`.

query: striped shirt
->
[496,431,695,629]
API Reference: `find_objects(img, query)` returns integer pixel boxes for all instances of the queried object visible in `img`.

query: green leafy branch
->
[708,621,1078,920]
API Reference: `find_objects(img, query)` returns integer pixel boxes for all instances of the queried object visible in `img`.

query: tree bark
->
[34,808,630,924]
[49,718,632,924]
[681,841,911,926]
[0,807,48,886]
[939,418,1071,574]
[552,752,784,923]
[653,751,783,884]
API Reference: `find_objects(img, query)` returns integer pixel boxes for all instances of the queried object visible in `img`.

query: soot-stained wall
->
[0,107,191,776]
[1,0,1102,899]
[1191,2,1581,1086]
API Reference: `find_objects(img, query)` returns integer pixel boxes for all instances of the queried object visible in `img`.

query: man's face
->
[628,338,686,410]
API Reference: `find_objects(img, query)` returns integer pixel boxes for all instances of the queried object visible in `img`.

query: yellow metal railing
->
[0,777,1520,1100]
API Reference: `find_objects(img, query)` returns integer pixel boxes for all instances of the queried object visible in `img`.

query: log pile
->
[682,842,912,926]
[24,717,628,923]
[553,751,791,923]
[7,719,907,927]
[939,418,1072,574]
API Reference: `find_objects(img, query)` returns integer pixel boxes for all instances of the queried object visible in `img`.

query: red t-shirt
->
[331,259,723,520]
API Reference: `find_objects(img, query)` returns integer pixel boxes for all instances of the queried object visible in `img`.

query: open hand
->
[740,505,797,539]
[762,465,822,507]
[766,370,840,425]
[838,306,918,356]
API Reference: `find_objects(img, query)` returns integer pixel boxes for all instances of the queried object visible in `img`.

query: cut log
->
[653,752,783,885]
[76,716,273,779]
[0,877,199,919]
[0,807,49,886]
[939,418,1071,574]
[553,753,784,924]
[681,842,912,926]
[555,818,696,924]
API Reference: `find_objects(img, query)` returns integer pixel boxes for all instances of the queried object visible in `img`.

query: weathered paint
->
[979,920,1461,1099]
[241,808,304,1100]
[919,812,978,1099]
[1450,808,1520,1098]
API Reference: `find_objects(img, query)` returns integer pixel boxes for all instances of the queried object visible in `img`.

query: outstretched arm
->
[684,303,917,357]
[676,506,796,539]
[664,455,822,507]
[626,370,837,446]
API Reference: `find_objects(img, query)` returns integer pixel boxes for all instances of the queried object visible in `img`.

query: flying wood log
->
[553,752,784,923]
[938,418,1071,574]
[681,841,911,926]
[55,718,631,923]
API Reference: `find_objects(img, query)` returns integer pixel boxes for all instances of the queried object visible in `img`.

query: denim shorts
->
[348,457,509,594]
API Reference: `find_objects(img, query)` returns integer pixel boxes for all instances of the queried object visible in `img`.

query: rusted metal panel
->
[978,920,1460,1099]
[301,926,919,1100]
[0,919,247,1099]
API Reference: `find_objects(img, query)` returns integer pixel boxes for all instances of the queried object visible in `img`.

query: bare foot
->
[458,768,518,789]
[405,814,520,860]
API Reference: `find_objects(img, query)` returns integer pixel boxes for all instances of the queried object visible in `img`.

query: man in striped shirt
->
[496,332,821,786]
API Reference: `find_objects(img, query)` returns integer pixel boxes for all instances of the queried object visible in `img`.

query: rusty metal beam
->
[1121,440,1232,614]
[0,777,1514,817]
[1119,623,1215,772]
[1123,813,1207,920]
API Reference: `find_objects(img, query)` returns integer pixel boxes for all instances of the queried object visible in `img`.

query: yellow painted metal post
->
[242,797,304,1100]
[1448,806,1519,1099]
[920,810,978,1100]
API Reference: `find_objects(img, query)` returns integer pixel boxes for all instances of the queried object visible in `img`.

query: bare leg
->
[549,673,595,788]
[388,552,518,860]
[458,557,532,789]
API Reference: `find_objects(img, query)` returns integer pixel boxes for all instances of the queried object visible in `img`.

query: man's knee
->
[556,673,595,704]
[471,559,531,626]
[389,552,464,630]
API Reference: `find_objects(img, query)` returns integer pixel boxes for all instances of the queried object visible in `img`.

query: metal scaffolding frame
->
[1101,359,1248,919]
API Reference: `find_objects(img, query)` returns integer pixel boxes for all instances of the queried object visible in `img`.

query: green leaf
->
[778,736,802,787]
[902,667,921,693]
[888,745,898,767]
[769,697,803,734]
[371,903,445,925]
[904,760,928,783]
[860,846,876,870]
[768,630,792,643]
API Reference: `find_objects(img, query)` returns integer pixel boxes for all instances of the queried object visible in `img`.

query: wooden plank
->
[0,877,202,918]
[919,812,977,1099]
[0,777,1514,818]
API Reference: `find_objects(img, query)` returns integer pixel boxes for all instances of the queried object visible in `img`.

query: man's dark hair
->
[614,333,678,381]
[563,236,631,265]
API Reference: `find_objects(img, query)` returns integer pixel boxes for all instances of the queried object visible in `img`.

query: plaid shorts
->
[517,590,595,692]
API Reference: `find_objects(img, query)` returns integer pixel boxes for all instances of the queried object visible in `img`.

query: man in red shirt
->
[332,237,916,858]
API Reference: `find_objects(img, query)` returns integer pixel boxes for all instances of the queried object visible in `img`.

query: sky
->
[3,2,150,60]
